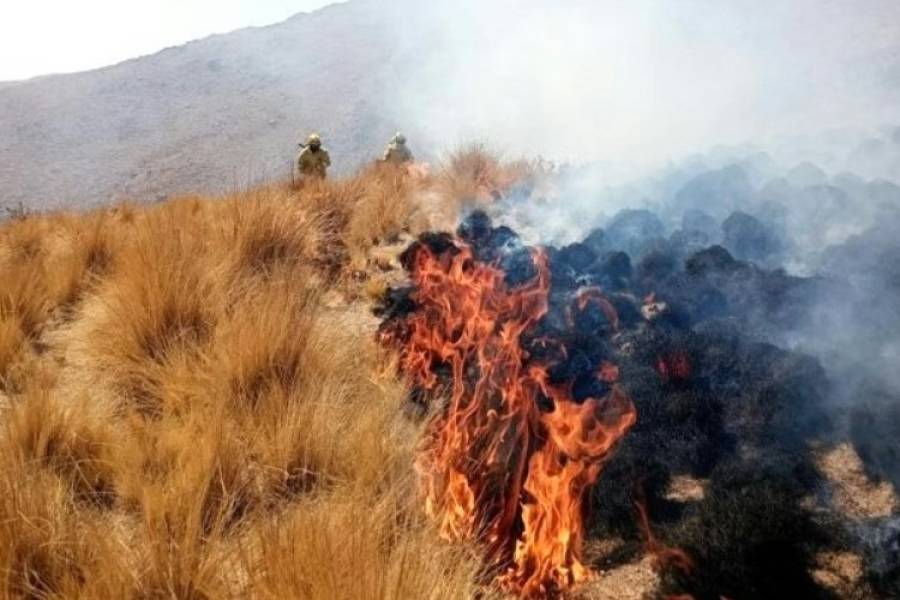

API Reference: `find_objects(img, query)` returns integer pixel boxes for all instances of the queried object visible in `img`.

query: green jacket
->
[297,146,331,178]
[382,142,413,164]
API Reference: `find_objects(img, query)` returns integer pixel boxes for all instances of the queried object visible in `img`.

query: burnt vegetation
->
[378,193,900,598]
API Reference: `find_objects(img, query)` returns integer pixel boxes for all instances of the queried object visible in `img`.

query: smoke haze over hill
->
[1,0,899,209]
[384,0,900,176]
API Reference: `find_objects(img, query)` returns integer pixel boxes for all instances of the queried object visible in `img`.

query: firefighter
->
[380,132,414,164]
[297,133,331,180]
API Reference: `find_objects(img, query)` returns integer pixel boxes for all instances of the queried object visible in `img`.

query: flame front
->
[381,240,637,597]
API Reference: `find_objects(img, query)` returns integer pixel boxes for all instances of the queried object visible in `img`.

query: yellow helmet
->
[306,133,322,146]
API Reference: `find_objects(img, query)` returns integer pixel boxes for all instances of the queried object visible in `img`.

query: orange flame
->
[383,240,637,597]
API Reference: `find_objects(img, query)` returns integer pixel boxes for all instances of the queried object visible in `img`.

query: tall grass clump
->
[0,150,533,599]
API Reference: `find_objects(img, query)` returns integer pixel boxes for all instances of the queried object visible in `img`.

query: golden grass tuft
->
[0,467,91,598]
[222,190,324,282]
[437,143,535,205]
[63,214,224,416]
[0,260,52,339]
[0,147,532,599]
[0,313,26,385]
[2,388,117,508]
[249,489,492,600]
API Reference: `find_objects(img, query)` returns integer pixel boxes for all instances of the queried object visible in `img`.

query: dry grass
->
[437,143,538,204]
[0,148,524,599]
[817,443,899,519]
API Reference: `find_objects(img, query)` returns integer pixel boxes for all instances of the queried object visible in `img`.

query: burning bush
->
[380,230,636,596]
[377,210,868,598]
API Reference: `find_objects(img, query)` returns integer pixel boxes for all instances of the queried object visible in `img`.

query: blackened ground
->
[661,461,837,599]
[817,217,900,500]
[850,390,900,491]
[859,517,900,598]
[376,210,895,599]
[590,321,835,599]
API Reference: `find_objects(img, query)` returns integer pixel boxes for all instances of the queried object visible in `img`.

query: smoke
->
[383,0,900,178]
[377,0,900,256]
[370,2,900,589]
[383,0,900,526]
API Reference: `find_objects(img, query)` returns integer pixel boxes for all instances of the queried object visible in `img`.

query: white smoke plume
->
[379,0,900,489]
[382,0,900,180]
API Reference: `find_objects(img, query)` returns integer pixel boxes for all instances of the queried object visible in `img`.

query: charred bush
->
[399,232,458,271]
[582,227,609,255]
[860,516,900,597]
[456,210,524,264]
[378,208,854,598]
[372,285,415,320]
[849,389,900,490]
[693,331,832,451]
[456,209,492,245]
[591,250,632,290]
[722,210,784,263]
[682,209,719,240]
[605,209,667,256]
[661,461,835,600]
[635,248,679,287]
[501,248,538,286]
[672,164,754,219]
[671,246,824,334]
[685,245,741,276]
[557,242,597,272]
[669,227,713,261]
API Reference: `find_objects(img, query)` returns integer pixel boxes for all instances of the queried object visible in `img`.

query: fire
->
[656,351,692,383]
[380,238,637,597]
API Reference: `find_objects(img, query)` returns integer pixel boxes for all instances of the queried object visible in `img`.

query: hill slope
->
[4,0,900,213]
[0,1,409,210]
[0,159,491,597]
[6,156,899,598]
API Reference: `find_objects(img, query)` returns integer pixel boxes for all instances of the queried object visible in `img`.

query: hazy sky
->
[0,0,335,81]
[386,0,900,174]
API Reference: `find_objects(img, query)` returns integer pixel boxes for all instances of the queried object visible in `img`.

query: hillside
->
[3,0,900,213]
[0,0,409,211]
[4,1,900,594]
[0,155,510,598]
[4,146,900,597]
[3,150,695,599]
